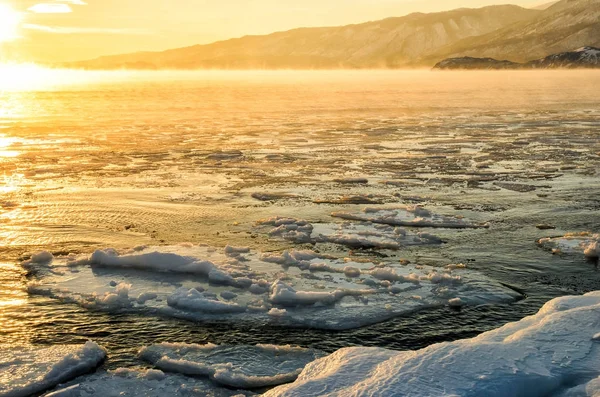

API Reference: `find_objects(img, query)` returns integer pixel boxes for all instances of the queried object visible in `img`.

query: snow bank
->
[538,233,600,259]
[265,292,600,397]
[332,205,487,229]
[25,245,520,330]
[139,343,324,389]
[0,341,106,397]
[44,368,251,397]
[258,217,442,249]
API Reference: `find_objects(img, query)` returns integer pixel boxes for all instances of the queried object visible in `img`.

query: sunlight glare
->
[0,3,21,43]
[0,64,79,91]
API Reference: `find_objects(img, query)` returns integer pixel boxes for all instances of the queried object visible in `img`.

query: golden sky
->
[1,0,548,63]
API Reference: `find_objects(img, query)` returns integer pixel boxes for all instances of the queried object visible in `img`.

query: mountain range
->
[64,0,599,69]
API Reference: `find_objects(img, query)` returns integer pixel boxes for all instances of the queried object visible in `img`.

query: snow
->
[167,288,247,313]
[25,245,520,330]
[265,292,600,397]
[558,375,600,397]
[258,217,443,249]
[332,205,488,229]
[0,341,106,397]
[538,233,600,259]
[269,281,371,307]
[139,343,325,389]
[43,368,251,397]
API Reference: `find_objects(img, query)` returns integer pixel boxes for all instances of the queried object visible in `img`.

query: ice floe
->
[0,341,106,397]
[139,343,324,389]
[44,368,251,397]
[24,245,520,330]
[331,205,488,229]
[538,233,600,259]
[257,217,442,249]
[265,292,600,397]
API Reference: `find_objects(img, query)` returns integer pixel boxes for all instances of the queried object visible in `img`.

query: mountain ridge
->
[61,0,599,70]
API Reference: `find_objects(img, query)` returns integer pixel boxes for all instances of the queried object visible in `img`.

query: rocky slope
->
[434,46,600,69]
[430,0,600,63]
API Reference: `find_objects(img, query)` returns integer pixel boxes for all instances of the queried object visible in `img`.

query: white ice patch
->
[139,343,325,389]
[332,205,487,229]
[265,292,600,397]
[257,217,443,249]
[538,233,600,259]
[44,368,251,397]
[25,245,520,330]
[0,341,106,397]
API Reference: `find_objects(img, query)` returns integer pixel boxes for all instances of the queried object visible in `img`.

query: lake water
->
[0,70,599,370]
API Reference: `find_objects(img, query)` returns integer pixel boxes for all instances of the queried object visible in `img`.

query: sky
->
[1,0,550,63]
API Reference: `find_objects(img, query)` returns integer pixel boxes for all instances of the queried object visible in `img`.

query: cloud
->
[23,24,152,35]
[28,3,72,13]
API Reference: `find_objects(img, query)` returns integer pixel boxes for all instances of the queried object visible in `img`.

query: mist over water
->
[0,70,599,369]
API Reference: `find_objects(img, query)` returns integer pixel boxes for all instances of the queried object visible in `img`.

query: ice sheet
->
[43,368,252,397]
[139,343,324,388]
[25,245,521,330]
[266,292,600,397]
[538,233,600,259]
[332,205,488,229]
[0,342,106,397]
[257,217,442,249]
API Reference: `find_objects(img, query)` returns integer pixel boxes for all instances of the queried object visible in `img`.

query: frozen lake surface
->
[0,70,599,394]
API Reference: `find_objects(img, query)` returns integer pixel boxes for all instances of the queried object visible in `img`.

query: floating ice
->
[44,368,251,397]
[257,217,442,249]
[332,177,368,184]
[0,341,106,397]
[331,206,488,229]
[265,292,600,397]
[25,245,520,330]
[538,233,600,259]
[139,343,325,389]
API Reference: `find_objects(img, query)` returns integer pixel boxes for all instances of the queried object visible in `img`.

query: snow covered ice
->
[139,343,325,388]
[332,205,488,229]
[0,342,106,397]
[265,292,600,397]
[43,368,253,397]
[23,244,520,330]
[257,217,442,249]
[538,233,600,259]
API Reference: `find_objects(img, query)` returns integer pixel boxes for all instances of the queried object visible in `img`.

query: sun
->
[0,3,21,43]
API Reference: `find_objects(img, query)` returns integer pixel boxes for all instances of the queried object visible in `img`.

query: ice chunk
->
[25,245,520,330]
[257,217,443,249]
[332,205,487,229]
[139,343,325,389]
[31,251,54,264]
[266,292,600,397]
[44,368,250,397]
[0,341,106,397]
[136,292,158,304]
[269,281,371,307]
[167,288,247,314]
[538,233,600,259]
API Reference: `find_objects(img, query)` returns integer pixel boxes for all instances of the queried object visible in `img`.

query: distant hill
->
[434,46,600,69]
[62,0,600,69]
[62,5,539,69]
